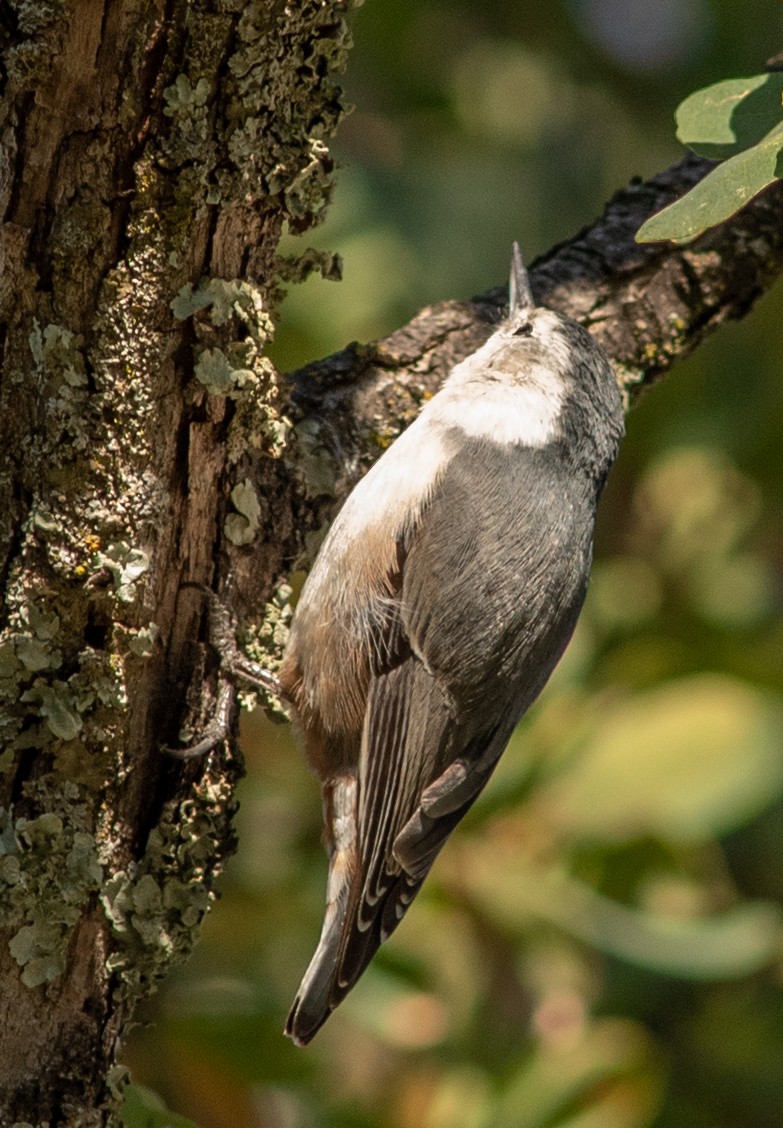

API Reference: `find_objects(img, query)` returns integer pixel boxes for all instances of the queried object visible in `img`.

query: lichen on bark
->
[0,0,359,1120]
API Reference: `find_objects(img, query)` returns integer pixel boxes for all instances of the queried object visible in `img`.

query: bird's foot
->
[166,583,284,759]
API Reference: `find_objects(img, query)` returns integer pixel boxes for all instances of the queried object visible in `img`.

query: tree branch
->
[282,155,783,535]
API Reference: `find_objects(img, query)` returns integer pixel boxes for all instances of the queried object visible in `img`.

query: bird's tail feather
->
[285,775,361,1046]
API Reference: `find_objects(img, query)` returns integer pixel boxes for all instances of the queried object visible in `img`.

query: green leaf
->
[676,72,783,159]
[636,120,783,244]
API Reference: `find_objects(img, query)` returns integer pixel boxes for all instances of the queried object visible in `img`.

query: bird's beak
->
[509,241,534,318]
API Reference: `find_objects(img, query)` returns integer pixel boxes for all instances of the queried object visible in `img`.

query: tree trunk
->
[0,2,353,1123]
[2,3,783,1125]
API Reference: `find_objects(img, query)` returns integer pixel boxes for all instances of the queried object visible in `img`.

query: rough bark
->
[0,2,352,1124]
[1,3,783,1126]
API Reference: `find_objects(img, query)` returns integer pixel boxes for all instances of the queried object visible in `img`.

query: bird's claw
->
[169,584,283,759]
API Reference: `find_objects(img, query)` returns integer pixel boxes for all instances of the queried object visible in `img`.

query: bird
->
[277,244,625,1045]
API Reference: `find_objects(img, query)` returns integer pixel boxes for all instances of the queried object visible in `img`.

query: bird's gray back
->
[401,431,597,727]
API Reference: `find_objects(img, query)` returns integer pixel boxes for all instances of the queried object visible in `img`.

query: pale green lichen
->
[224,478,261,546]
[13,642,127,758]
[277,246,344,284]
[3,2,67,99]
[28,320,91,450]
[163,74,212,118]
[127,623,160,658]
[106,1065,131,1103]
[96,543,151,604]
[29,320,87,387]
[171,278,274,335]
[269,137,337,219]
[156,34,225,171]
[193,346,252,395]
[24,605,60,642]
[15,634,60,674]
[30,504,59,533]
[224,3,356,220]
[20,680,82,741]
[173,277,291,460]
[1,808,103,988]
[237,581,293,721]
[14,0,66,34]
[0,602,66,753]
[101,774,235,998]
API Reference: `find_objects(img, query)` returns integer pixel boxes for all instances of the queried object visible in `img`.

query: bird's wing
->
[286,436,594,1044]
[286,625,513,1046]
[342,652,515,978]
[287,495,522,1044]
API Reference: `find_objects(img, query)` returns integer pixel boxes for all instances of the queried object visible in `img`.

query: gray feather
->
[281,248,625,1044]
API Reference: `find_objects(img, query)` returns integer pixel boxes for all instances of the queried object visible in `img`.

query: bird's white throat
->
[428,369,563,448]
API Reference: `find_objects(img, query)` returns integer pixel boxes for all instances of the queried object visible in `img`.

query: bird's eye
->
[513,322,533,337]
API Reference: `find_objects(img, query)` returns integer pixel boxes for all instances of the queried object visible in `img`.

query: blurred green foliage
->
[123,2,783,1125]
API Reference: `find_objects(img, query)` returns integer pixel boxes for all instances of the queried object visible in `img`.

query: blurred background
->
[124,2,783,1125]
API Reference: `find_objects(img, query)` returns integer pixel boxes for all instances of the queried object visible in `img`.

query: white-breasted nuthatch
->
[279,245,624,1045]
